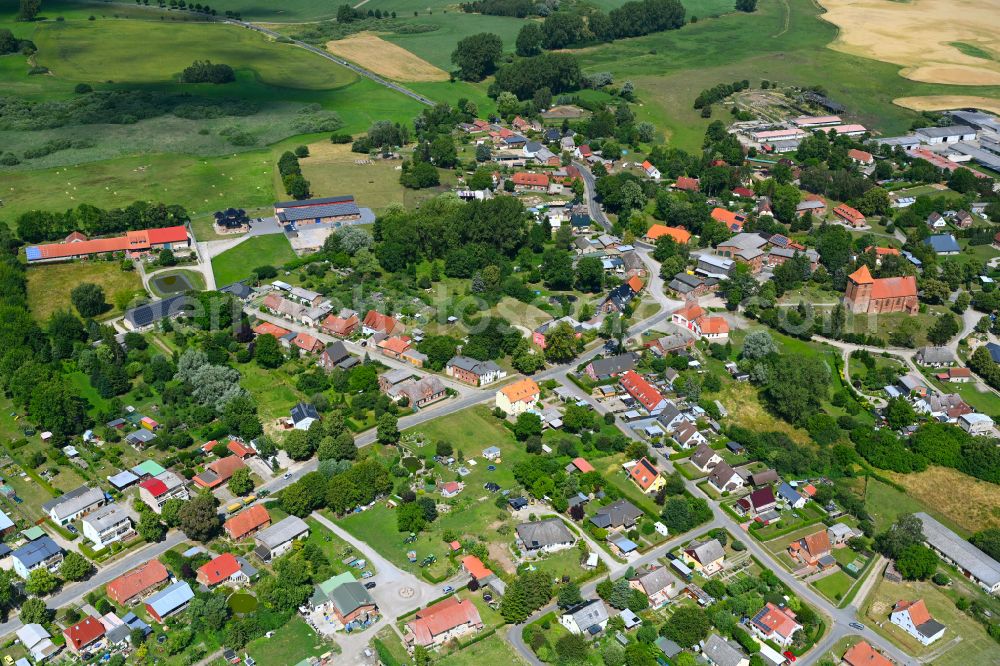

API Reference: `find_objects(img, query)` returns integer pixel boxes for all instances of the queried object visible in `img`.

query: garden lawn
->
[245,616,332,665]
[437,633,529,666]
[812,570,854,603]
[238,361,307,423]
[212,234,296,286]
[916,368,1000,416]
[303,516,368,577]
[27,260,144,323]
[862,576,995,666]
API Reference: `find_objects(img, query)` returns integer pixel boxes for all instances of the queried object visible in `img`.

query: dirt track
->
[818,0,1000,85]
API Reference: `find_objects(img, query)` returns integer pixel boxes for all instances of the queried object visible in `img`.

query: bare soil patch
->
[893,95,1000,115]
[325,32,449,82]
[818,0,1000,85]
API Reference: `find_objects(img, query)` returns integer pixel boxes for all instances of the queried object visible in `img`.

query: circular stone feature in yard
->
[399,586,415,599]
[228,592,258,614]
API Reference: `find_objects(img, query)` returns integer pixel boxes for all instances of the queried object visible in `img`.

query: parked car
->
[364,582,377,589]
[783,652,796,662]
[282,473,292,480]
[850,622,865,631]
[66,525,78,534]
[442,586,454,593]
[361,570,373,579]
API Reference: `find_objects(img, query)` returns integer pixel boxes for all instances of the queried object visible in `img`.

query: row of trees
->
[277,149,311,200]
[15,200,189,243]
[179,60,235,84]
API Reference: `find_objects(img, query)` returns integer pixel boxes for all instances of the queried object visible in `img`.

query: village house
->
[788,530,835,568]
[828,522,860,545]
[291,331,324,355]
[377,335,413,361]
[600,276,644,314]
[145,581,195,623]
[833,203,867,228]
[673,176,700,192]
[628,566,681,608]
[844,265,918,314]
[619,370,667,415]
[439,481,464,498]
[224,504,271,541]
[328,581,378,629]
[446,356,507,386]
[106,560,170,605]
[560,599,610,636]
[495,377,540,416]
[42,485,105,526]
[777,482,806,509]
[533,316,587,349]
[627,457,666,495]
[318,341,358,372]
[362,310,402,337]
[796,194,827,219]
[404,596,484,648]
[736,486,777,519]
[12,536,63,579]
[390,376,448,408]
[716,233,767,272]
[672,422,708,450]
[512,172,550,192]
[707,462,744,494]
[193,455,246,490]
[320,310,360,337]
[644,224,692,245]
[682,539,726,575]
[590,499,643,531]
[939,367,972,383]
[701,634,749,666]
[138,471,189,513]
[646,331,696,356]
[516,518,576,553]
[253,516,310,562]
[642,160,661,180]
[82,504,135,550]
[585,353,638,381]
[842,641,893,666]
[711,208,746,233]
[16,624,58,663]
[197,553,252,588]
[915,346,955,367]
[749,469,779,486]
[750,603,802,647]
[959,412,994,435]
[63,616,106,654]
[890,599,946,645]
[690,444,723,473]
[848,148,874,165]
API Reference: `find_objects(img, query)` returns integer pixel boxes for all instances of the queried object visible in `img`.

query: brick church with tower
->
[844,265,918,314]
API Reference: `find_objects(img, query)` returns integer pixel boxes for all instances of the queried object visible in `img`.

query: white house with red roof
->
[890,599,946,645]
[619,370,667,415]
[404,596,484,648]
[641,160,661,180]
[750,602,802,647]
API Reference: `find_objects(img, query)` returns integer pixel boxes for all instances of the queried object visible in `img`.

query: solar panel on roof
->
[25,247,41,261]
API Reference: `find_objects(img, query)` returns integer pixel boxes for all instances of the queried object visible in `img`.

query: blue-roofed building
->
[612,537,639,555]
[145,581,194,622]
[12,536,63,579]
[777,482,806,509]
[107,470,139,491]
[0,508,14,536]
[985,343,1000,364]
[122,612,152,640]
[924,234,961,255]
[559,599,609,636]
[274,196,361,225]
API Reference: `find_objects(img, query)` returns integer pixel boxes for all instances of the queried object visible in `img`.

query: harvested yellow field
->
[894,95,1000,115]
[818,0,1000,85]
[886,466,1000,533]
[326,32,449,82]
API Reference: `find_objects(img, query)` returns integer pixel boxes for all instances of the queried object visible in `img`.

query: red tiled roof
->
[699,316,729,335]
[363,310,398,334]
[512,172,550,187]
[578,144,592,156]
[894,599,932,626]
[629,457,661,491]
[572,457,595,473]
[29,225,187,260]
[145,226,190,245]
[733,187,755,198]
[848,265,875,285]
[139,477,168,498]
[673,303,704,322]
[292,331,322,351]
[253,321,290,337]
[462,555,493,579]
[843,641,893,666]
[378,336,411,355]
[711,207,746,231]
[674,176,699,191]
[64,616,106,651]
[406,596,483,647]
[627,276,644,293]
[803,530,831,557]
[834,204,866,224]
[227,439,256,458]
[106,560,169,604]
[224,505,271,540]
[848,148,874,163]
[870,275,917,300]
[645,224,691,244]
[619,370,664,412]
[198,553,242,586]
[499,378,539,405]
[321,313,359,336]
[194,455,246,488]
[866,246,900,257]
[754,603,801,639]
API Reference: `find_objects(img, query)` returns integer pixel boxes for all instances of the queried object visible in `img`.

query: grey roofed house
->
[697,254,734,278]
[42,485,104,523]
[106,623,131,645]
[535,147,557,162]
[656,403,684,430]
[381,368,414,386]
[924,234,961,254]
[16,623,57,662]
[635,566,679,596]
[750,469,779,486]
[688,539,725,566]
[274,195,360,223]
[590,498,643,530]
[915,346,955,366]
[915,512,1000,592]
[516,518,575,551]
[690,444,721,471]
[589,353,637,379]
[126,429,157,446]
[219,281,253,300]
[655,637,682,659]
[914,125,976,140]
[669,272,708,294]
[702,633,747,666]
[290,402,319,427]
[124,294,197,329]
[707,461,741,492]
[82,504,130,533]
[12,536,62,570]
[448,355,503,377]
[986,342,1000,364]
[108,470,139,490]
[563,599,609,634]
[323,341,351,365]
[777,482,804,505]
[721,232,768,251]
[255,515,310,550]
[330,580,376,616]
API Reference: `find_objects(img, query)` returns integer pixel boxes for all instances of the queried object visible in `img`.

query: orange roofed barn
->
[844,265,917,314]
[224,504,271,540]
[404,596,484,648]
[645,224,691,245]
[193,455,246,489]
[26,225,190,263]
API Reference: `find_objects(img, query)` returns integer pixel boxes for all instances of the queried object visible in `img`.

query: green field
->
[812,570,854,603]
[437,633,529,666]
[570,0,1000,150]
[245,616,332,665]
[211,233,296,285]
[26,259,145,322]
[383,13,529,70]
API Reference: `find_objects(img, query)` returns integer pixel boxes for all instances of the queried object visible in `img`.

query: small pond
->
[151,272,195,294]
[228,592,259,614]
